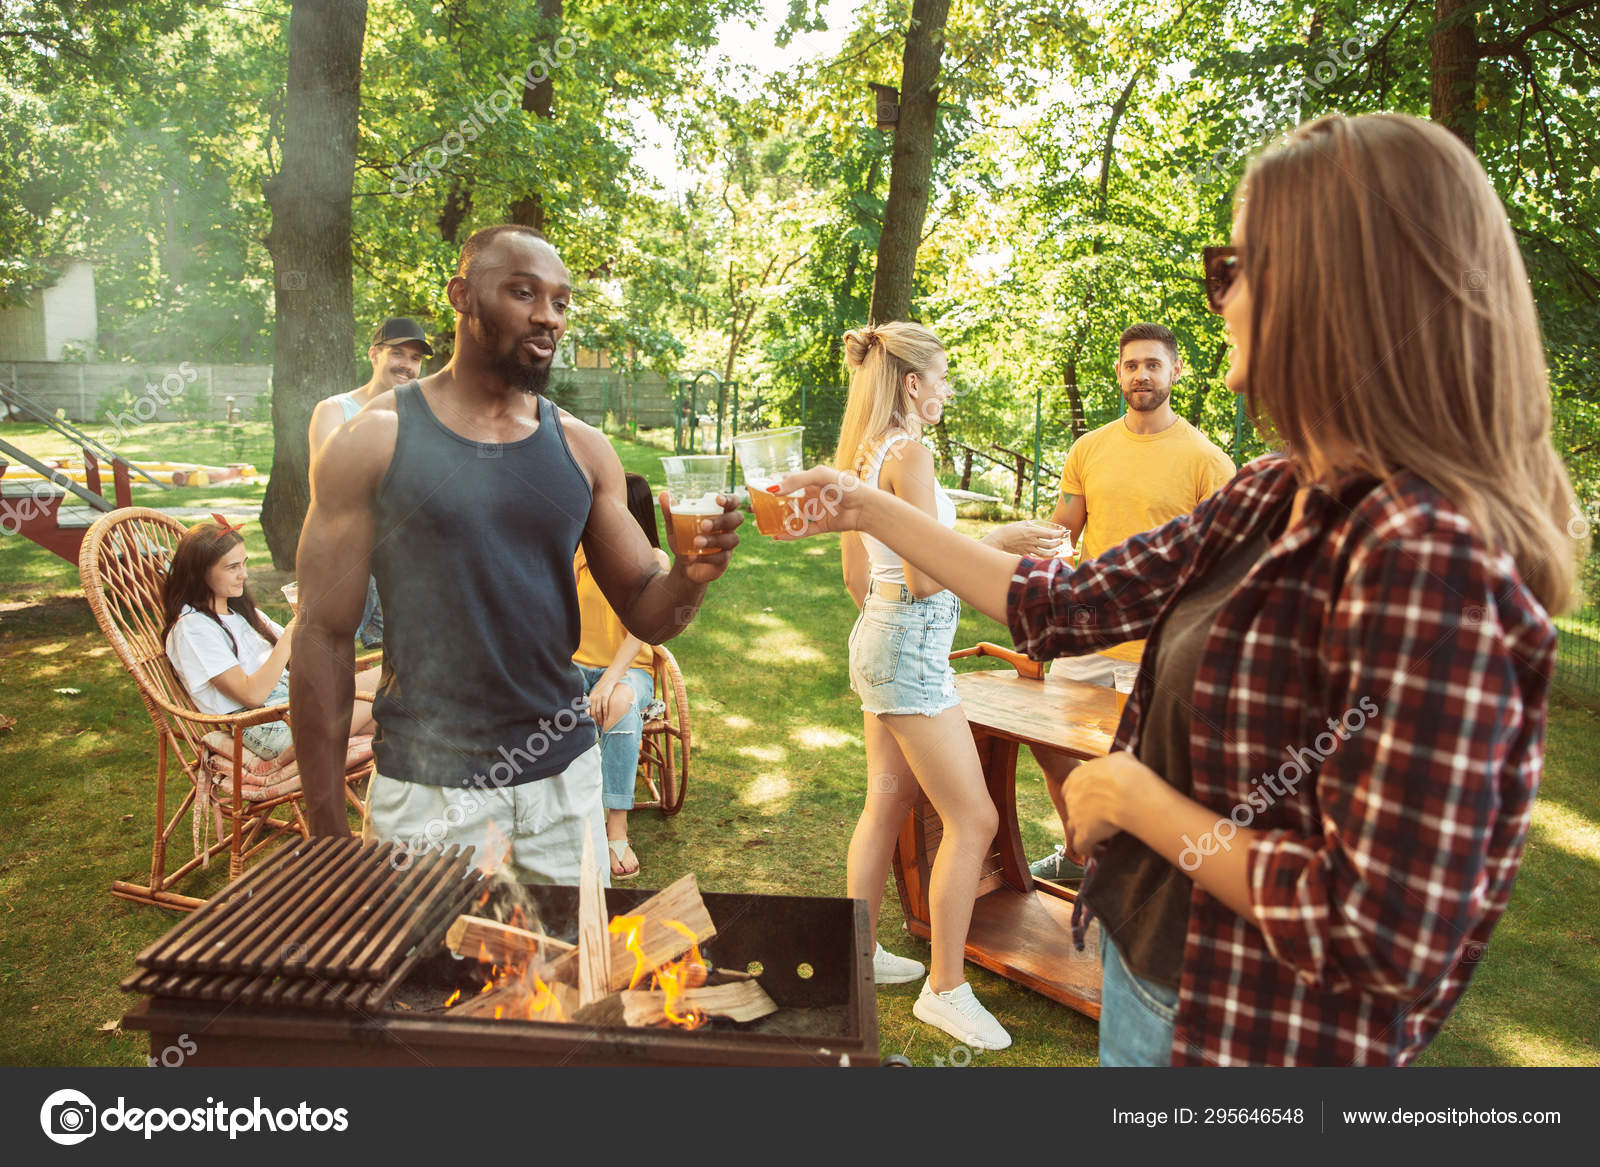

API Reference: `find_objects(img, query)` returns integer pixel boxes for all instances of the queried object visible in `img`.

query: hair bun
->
[842,327,880,371]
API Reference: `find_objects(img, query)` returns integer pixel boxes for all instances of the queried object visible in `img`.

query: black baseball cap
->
[371,317,435,356]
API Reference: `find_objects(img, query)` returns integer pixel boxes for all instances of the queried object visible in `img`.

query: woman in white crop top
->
[161,517,380,765]
[832,322,1053,1051]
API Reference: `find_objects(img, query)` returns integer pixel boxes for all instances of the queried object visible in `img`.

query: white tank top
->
[858,432,957,587]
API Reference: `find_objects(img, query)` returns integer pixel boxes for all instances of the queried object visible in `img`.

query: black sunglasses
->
[1203,246,1241,314]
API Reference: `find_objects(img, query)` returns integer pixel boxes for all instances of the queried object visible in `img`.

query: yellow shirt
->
[1060,416,1235,562]
[572,547,654,672]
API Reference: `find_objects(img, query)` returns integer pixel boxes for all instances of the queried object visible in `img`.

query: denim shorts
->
[848,582,961,717]
[241,675,293,760]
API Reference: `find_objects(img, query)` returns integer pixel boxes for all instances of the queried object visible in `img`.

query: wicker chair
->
[79,507,374,911]
[634,642,690,815]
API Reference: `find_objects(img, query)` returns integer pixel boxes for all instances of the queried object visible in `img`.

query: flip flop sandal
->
[608,837,640,880]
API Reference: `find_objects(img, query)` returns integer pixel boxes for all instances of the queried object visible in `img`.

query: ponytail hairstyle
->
[160,522,279,657]
[624,471,661,549]
[832,321,946,475]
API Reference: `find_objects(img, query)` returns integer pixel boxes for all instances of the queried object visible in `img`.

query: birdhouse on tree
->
[869,83,899,131]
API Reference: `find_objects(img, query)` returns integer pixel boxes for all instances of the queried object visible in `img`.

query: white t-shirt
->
[859,433,957,587]
[165,605,285,716]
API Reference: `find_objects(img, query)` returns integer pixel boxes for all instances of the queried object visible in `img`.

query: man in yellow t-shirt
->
[1030,322,1235,884]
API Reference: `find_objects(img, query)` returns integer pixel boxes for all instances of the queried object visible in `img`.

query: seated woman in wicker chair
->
[573,472,670,880]
[161,517,380,767]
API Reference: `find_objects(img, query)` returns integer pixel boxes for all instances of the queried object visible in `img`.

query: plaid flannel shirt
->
[1008,453,1555,1066]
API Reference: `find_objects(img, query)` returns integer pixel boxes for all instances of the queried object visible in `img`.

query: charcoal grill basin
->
[122,885,880,1068]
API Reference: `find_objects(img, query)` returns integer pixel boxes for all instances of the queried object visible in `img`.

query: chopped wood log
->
[546,872,717,991]
[686,980,778,1023]
[569,993,626,1028]
[604,873,717,992]
[446,915,575,967]
[616,980,779,1027]
[576,831,611,1006]
[448,978,578,1022]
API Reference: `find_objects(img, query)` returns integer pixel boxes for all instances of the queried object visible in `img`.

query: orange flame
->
[654,920,706,1030]
[450,913,570,1023]
[608,913,650,989]
[453,904,709,1031]
[521,967,566,1022]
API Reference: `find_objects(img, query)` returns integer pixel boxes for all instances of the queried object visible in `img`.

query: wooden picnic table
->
[890,647,1132,1020]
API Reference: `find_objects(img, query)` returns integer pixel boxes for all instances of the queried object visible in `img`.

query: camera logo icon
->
[40,1088,97,1145]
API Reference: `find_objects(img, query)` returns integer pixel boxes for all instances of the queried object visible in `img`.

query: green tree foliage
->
[2,0,1593,513]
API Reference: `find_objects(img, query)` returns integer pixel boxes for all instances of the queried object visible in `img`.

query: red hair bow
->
[210,512,246,536]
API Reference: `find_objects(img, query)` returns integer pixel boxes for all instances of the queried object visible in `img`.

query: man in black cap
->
[307,317,435,646]
[310,317,435,458]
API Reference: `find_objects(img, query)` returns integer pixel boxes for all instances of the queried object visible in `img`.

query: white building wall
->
[39,261,98,360]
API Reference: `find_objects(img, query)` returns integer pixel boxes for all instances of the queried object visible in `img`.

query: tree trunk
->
[1052,68,1138,445]
[931,417,953,474]
[1063,359,1086,440]
[261,0,367,570]
[508,0,562,229]
[1430,0,1477,151]
[867,0,949,324]
[438,178,473,243]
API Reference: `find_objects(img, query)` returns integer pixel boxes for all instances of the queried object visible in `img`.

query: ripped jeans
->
[573,664,656,811]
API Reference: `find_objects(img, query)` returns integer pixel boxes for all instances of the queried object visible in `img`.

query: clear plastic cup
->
[732,426,806,537]
[662,454,730,558]
[281,582,299,611]
[1112,663,1138,713]
[1029,520,1068,556]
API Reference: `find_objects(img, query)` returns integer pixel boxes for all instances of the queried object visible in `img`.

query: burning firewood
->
[571,980,779,1028]
[576,831,611,1005]
[447,871,719,994]
[448,977,578,1022]
[445,915,575,967]
[541,872,717,991]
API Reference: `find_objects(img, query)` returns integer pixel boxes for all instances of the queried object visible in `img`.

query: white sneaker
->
[873,943,926,985]
[912,979,1012,1050]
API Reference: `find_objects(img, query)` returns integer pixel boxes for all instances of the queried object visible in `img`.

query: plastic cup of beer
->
[662,454,730,559]
[1029,520,1068,557]
[732,426,806,537]
[1112,663,1138,713]
[281,582,300,612]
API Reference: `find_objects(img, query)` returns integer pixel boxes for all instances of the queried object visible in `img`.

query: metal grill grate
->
[122,837,484,1013]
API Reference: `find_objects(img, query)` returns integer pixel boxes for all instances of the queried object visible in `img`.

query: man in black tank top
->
[290,226,741,885]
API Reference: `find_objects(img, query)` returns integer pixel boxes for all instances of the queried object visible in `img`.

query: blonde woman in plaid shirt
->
[779,113,1583,1065]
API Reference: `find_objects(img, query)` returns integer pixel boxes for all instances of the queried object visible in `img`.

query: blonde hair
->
[833,322,946,475]
[1237,113,1583,614]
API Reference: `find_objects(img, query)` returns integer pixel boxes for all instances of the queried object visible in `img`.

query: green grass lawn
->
[1,425,1597,1066]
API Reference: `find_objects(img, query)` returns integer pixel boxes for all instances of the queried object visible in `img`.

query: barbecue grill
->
[120,837,879,1067]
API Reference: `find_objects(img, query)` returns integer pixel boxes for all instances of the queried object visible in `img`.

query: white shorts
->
[1049,652,1119,687]
[364,743,607,887]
